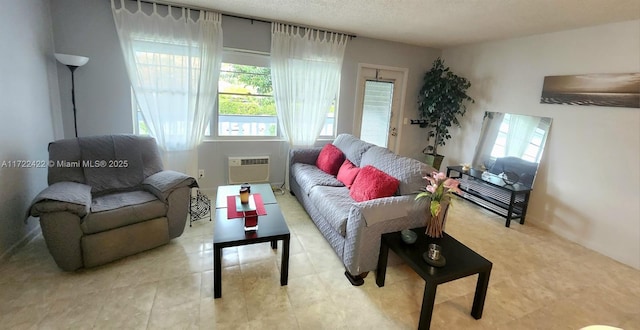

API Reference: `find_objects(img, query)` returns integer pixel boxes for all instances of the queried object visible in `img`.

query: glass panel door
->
[360,80,394,147]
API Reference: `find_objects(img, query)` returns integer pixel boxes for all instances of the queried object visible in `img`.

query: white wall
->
[340,37,440,159]
[51,0,132,137]
[441,20,640,269]
[0,0,62,258]
[49,0,441,191]
[198,34,441,190]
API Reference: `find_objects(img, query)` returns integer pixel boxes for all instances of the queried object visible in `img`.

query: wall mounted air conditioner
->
[227,156,270,184]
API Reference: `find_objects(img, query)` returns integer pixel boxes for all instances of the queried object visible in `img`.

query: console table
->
[446,166,532,227]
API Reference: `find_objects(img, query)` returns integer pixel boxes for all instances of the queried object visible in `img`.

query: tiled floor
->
[1,191,639,329]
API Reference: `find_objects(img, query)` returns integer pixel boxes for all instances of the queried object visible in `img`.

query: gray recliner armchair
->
[29,134,197,271]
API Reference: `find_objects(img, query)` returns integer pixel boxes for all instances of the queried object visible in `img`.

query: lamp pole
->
[54,53,89,138]
[68,65,79,137]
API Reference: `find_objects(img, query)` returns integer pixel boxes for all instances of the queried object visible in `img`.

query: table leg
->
[214,246,222,298]
[505,193,516,227]
[280,234,290,286]
[376,239,389,287]
[418,282,437,330]
[271,240,277,249]
[471,269,491,319]
[519,192,530,225]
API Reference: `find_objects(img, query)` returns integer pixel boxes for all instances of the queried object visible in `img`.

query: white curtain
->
[111,0,222,176]
[473,112,505,167]
[270,23,348,147]
[505,115,541,158]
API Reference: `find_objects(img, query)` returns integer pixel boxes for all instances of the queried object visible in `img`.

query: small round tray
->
[422,252,446,267]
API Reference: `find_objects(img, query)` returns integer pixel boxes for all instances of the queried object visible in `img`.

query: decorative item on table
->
[400,229,417,244]
[415,171,461,238]
[235,194,258,231]
[499,171,519,185]
[239,186,250,204]
[244,213,258,232]
[422,243,446,267]
[461,163,471,172]
[226,193,266,232]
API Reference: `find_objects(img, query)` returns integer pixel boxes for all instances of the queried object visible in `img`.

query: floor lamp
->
[55,53,89,138]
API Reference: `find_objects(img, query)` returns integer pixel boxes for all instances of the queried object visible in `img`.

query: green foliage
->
[219,64,276,116]
[417,58,474,156]
[219,94,276,116]
[138,120,150,135]
[220,64,272,94]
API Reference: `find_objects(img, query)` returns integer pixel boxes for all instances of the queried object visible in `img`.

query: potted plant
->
[417,57,474,170]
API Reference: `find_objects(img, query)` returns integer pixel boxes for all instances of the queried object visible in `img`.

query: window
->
[133,49,338,139]
[521,127,546,162]
[216,62,277,136]
[319,100,336,137]
[490,113,548,163]
[490,116,510,159]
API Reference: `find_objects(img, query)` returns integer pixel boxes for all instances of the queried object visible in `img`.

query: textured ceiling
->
[166,0,640,48]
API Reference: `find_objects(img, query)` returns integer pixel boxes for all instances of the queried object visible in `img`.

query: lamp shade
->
[54,53,89,67]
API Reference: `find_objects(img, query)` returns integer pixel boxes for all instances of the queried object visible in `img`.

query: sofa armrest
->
[350,195,412,227]
[142,170,197,202]
[289,147,322,166]
[29,182,92,218]
[342,194,430,274]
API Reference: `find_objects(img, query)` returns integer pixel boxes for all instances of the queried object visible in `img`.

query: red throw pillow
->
[337,159,360,188]
[316,144,345,176]
[349,165,400,202]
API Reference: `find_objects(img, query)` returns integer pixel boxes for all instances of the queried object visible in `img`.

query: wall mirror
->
[472,111,552,188]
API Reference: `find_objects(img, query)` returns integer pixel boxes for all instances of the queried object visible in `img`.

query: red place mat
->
[226,193,267,219]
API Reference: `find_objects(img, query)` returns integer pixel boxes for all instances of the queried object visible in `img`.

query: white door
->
[354,65,407,153]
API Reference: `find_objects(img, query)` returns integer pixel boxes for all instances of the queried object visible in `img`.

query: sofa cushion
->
[332,134,374,167]
[349,165,400,202]
[360,146,431,196]
[308,186,353,236]
[79,135,145,195]
[316,143,345,176]
[82,191,167,234]
[291,163,344,194]
[336,159,360,188]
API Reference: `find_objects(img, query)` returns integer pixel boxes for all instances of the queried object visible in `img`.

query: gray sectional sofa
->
[29,135,196,271]
[289,134,435,285]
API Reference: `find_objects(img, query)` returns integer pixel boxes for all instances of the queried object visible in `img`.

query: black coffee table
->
[213,186,290,299]
[376,228,492,329]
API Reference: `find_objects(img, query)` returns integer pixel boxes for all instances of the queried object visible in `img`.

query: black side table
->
[213,203,290,298]
[446,165,532,227]
[376,228,492,329]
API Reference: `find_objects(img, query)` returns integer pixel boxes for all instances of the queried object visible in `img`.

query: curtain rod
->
[116,0,357,38]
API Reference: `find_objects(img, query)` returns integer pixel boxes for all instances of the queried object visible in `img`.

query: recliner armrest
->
[29,182,92,218]
[142,170,197,202]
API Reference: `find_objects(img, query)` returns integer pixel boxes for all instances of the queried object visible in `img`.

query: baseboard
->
[0,226,41,262]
